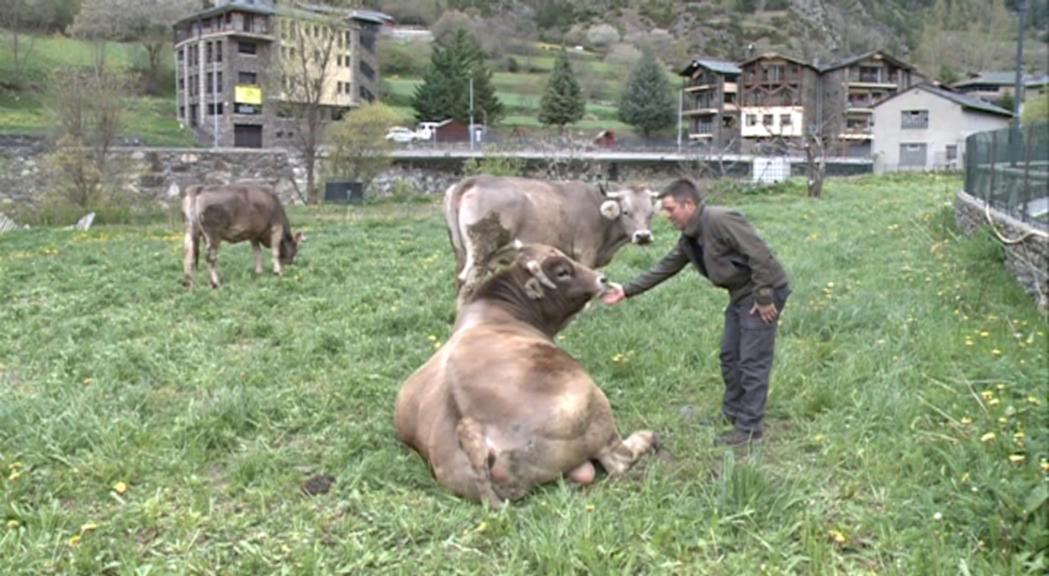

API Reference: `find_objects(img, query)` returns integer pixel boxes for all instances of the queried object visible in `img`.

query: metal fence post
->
[989,130,997,207]
[1022,126,1032,223]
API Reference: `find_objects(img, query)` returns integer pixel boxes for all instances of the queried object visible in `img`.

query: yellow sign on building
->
[235,85,262,105]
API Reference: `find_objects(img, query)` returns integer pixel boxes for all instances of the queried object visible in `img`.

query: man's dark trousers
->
[720,286,791,433]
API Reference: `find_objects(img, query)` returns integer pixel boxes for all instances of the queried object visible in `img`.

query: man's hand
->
[750,302,779,324]
[601,283,626,305]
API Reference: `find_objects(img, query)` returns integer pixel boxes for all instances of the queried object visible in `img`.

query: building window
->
[177,48,184,61]
[215,41,222,62]
[208,103,224,115]
[179,105,184,118]
[189,104,198,126]
[206,42,212,63]
[946,145,958,161]
[901,110,928,129]
[216,71,222,93]
[234,103,261,115]
[780,114,792,126]
[747,114,757,126]
[238,71,257,84]
[762,114,774,127]
[243,14,254,33]
[239,41,257,55]
[206,72,213,92]
[178,78,184,90]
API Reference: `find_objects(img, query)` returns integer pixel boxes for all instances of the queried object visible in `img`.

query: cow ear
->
[523,277,545,300]
[294,232,306,244]
[599,199,621,220]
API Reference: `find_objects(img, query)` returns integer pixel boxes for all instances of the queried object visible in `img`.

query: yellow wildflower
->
[828,529,846,544]
[980,432,996,443]
[1028,396,1041,406]
[1041,459,1049,473]
[80,522,97,533]
[6,520,19,530]
[1008,454,1025,464]
[68,534,81,547]
[113,482,128,495]
[960,416,972,425]
[987,398,1000,406]
[991,349,1002,356]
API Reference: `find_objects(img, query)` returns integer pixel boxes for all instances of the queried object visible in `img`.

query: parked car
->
[385,127,420,143]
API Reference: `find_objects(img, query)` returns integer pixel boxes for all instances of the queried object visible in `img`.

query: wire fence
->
[965,122,1049,229]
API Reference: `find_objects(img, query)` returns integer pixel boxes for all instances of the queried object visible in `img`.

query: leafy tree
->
[617,50,675,138]
[411,29,503,126]
[1020,91,1049,127]
[538,48,585,132]
[325,103,398,191]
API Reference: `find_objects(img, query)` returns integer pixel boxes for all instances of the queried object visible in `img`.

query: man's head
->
[657,178,703,231]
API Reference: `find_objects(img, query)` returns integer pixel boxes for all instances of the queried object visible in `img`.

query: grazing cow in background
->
[394,244,658,506]
[181,183,303,289]
[444,175,658,306]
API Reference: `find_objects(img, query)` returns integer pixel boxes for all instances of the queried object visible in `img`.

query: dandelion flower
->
[1041,459,1049,473]
[980,390,994,400]
[1008,454,1025,464]
[1028,396,1041,406]
[980,432,996,443]
[979,331,989,338]
[68,534,81,547]
[113,482,128,495]
[828,529,846,544]
[991,349,1002,356]
[6,520,18,530]
[80,522,98,533]
[987,398,1000,406]
[960,416,972,425]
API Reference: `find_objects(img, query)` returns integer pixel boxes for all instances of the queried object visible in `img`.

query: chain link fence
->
[964,122,1049,229]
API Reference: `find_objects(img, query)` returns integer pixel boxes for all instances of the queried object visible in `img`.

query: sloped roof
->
[678,58,742,77]
[872,83,1013,117]
[738,52,816,70]
[952,71,1049,88]
[819,50,916,73]
[175,3,275,26]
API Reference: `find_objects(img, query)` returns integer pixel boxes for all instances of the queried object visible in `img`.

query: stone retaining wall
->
[955,190,1049,311]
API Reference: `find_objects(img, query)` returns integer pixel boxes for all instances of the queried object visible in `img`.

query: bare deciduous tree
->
[0,0,56,88]
[272,14,345,203]
[46,69,126,208]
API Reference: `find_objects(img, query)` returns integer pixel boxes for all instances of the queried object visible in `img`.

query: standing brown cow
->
[181,183,303,289]
[395,244,658,506]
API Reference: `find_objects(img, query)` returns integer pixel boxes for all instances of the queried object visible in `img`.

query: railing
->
[965,123,1049,229]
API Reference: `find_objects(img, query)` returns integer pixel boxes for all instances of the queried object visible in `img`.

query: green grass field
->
[1,174,1046,573]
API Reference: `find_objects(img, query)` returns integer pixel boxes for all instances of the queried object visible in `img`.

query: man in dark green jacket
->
[602,178,791,446]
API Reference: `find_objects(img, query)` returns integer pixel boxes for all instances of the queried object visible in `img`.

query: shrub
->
[462,154,525,177]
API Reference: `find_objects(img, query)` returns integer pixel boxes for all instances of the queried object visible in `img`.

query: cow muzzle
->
[632,230,653,245]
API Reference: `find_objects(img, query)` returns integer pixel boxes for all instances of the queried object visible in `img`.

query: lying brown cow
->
[181,183,303,289]
[394,244,657,506]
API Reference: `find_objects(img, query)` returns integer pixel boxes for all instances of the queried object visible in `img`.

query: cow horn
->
[599,182,622,199]
[526,260,556,289]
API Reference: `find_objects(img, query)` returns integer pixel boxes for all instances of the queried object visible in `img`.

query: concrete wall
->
[872,90,1011,173]
[955,190,1048,311]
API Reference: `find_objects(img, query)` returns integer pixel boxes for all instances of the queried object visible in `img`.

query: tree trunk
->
[804,135,825,199]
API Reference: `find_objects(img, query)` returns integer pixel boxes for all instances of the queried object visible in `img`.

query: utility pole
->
[677,79,683,152]
[1011,0,1027,167]
[469,76,475,151]
[212,67,219,148]
[1013,0,1027,121]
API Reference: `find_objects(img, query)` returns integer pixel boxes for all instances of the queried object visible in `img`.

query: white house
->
[871,84,1012,173]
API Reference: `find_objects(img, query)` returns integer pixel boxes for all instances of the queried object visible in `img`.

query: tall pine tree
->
[411,29,503,126]
[538,48,585,133]
[618,51,676,139]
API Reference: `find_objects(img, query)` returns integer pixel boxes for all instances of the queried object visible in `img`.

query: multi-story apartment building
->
[818,50,922,157]
[173,0,387,148]
[738,53,820,152]
[679,50,924,156]
[680,59,741,151]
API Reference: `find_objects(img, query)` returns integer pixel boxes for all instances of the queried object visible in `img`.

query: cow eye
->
[555,265,572,280]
